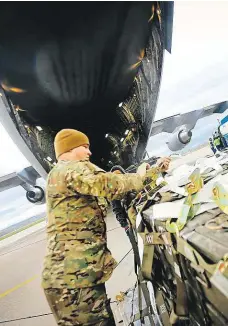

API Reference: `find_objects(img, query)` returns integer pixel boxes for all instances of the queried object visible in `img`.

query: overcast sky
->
[156,1,228,120]
[1,1,228,175]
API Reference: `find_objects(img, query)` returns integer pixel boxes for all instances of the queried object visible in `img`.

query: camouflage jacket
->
[42,160,144,289]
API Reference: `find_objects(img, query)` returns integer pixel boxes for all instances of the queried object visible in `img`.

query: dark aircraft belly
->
[0,2,171,169]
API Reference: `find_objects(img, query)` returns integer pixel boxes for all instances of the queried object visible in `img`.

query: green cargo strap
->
[140,232,172,246]
[169,309,189,324]
[141,242,154,281]
[139,230,172,281]
[56,230,95,241]
[137,281,144,324]
[176,278,188,316]
[136,215,154,281]
[172,253,189,317]
[177,237,217,275]
[156,290,172,325]
[132,307,150,323]
[210,257,228,298]
[136,209,189,319]
[128,228,155,325]
[140,232,171,280]
[138,271,155,326]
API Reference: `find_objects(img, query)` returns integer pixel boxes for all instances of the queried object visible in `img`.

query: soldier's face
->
[71,144,92,161]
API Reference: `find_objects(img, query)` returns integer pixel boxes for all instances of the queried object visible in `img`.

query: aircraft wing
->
[0,166,40,193]
[151,101,228,136]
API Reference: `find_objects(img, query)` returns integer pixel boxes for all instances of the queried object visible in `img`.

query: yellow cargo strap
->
[166,168,203,233]
[213,182,228,215]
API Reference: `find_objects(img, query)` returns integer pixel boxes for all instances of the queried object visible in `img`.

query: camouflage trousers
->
[44,284,116,326]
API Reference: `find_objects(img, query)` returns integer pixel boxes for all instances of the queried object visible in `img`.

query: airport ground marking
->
[0,275,38,299]
[0,217,45,242]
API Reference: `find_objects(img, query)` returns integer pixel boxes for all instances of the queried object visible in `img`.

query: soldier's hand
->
[157,157,171,171]
[137,162,150,178]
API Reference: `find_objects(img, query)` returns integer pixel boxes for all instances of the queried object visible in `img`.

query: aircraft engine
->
[16,167,46,205]
[167,127,192,151]
[26,185,45,204]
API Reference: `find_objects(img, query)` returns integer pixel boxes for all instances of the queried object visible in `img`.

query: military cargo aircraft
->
[0,3,228,325]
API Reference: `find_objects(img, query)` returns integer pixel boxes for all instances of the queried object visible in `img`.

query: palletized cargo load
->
[124,162,228,325]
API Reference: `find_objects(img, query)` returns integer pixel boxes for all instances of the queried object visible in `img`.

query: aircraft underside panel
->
[0,2,173,172]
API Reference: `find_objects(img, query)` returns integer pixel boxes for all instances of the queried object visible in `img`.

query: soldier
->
[209,137,217,155]
[41,129,149,326]
[213,132,222,151]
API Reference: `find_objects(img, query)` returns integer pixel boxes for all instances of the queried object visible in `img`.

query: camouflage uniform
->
[42,160,144,325]
[44,284,115,326]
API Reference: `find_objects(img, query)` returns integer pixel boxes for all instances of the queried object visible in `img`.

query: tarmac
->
[0,210,135,326]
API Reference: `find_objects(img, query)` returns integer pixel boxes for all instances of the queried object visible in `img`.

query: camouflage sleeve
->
[65,161,144,200]
[143,166,162,186]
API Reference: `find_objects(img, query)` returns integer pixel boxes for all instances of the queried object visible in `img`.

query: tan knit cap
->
[54,129,89,158]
